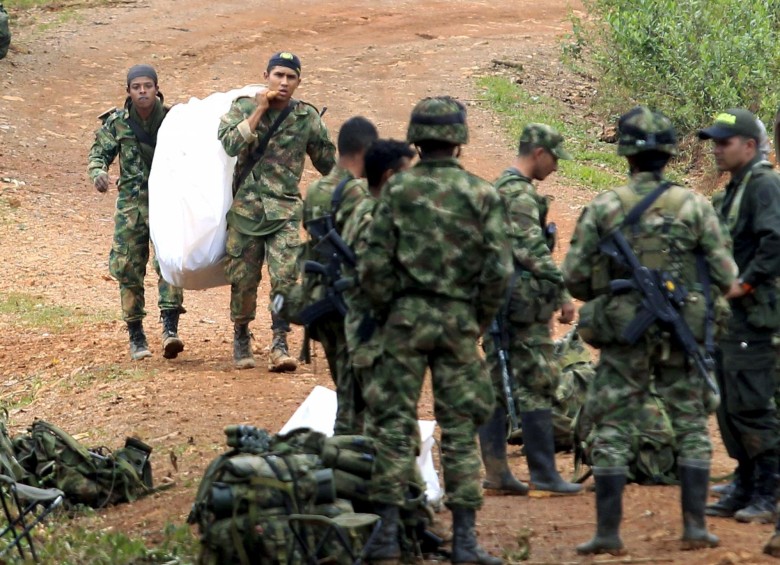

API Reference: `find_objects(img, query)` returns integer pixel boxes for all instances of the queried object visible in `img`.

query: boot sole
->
[735,513,777,524]
[681,538,719,550]
[163,338,184,359]
[576,546,626,556]
[483,485,529,496]
[269,358,297,373]
[130,349,152,361]
[234,358,256,370]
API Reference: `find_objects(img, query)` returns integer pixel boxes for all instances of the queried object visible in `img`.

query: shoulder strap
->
[234,101,295,190]
[125,117,157,148]
[494,167,531,191]
[620,181,673,228]
[330,177,352,220]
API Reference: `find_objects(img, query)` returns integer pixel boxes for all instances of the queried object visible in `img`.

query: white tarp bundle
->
[149,85,263,290]
[279,385,444,506]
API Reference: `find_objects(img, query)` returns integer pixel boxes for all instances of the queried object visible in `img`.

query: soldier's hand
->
[725,280,748,299]
[558,301,576,324]
[94,173,110,193]
[254,89,273,112]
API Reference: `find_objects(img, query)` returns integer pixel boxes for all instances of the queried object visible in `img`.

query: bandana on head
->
[126,64,158,87]
[266,52,302,77]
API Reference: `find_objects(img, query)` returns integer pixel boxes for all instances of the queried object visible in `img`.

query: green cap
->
[698,108,762,141]
[617,106,677,156]
[406,96,469,145]
[519,123,572,160]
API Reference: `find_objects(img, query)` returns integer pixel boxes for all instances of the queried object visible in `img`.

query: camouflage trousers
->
[109,207,183,322]
[716,338,779,461]
[311,315,365,436]
[224,221,301,324]
[363,297,494,509]
[585,343,712,468]
[486,322,559,413]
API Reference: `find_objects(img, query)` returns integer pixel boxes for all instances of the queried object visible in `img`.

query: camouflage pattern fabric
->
[300,167,370,435]
[486,169,571,413]
[563,171,738,469]
[519,123,573,160]
[0,4,10,60]
[616,106,678,157]
[87,103,183,322]
[358,155,512,509]
[225,220,301,323]
[406,96,468,145]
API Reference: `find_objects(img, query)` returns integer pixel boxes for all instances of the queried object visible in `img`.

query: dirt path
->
[0,0,776,562]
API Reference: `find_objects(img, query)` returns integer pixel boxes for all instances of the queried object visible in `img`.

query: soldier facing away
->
[563,107,738,555]
[87,64,185,361]
[358,96,511,565]
[700,109,780,524]
[480,123,581,496]
[218,51,336,372]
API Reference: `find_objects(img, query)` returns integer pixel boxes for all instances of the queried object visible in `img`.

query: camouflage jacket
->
[302,165,368,233]
[563,172,737,302]
[495,168,572,317]
[358,157,512,330]
[218,97,336,222]
[87,103,164,220]
[341,195,382,366]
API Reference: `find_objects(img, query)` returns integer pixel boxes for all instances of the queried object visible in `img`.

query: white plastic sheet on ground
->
[279,385,444,506]
[149,85,264,290]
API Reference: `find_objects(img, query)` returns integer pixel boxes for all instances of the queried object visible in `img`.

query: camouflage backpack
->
[0,4,9,60]
[11,420,154,507]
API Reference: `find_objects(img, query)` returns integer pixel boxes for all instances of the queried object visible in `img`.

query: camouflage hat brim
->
[552,145,572,160]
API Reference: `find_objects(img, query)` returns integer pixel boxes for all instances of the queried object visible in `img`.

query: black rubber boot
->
[364,503,401,564]
[520,409,581,494]
[678,458,719,550]
[127,320,151,360]
[160,309,184,360]
[233,323,255,369]
[450,506,502,565]
[735,453,778,524]
[576,466,627,555]
[478,406,529,495]
[706,460,753,517]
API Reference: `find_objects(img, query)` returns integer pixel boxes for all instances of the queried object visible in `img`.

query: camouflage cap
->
[698,108,762,141]
[406,96,469,145]
[519,123,572,160]
[617,106,677,156]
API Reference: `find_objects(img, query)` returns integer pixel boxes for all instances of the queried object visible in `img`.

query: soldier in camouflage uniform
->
[87,64,185,361]
[340,139,415,438]
[218,52,335,372]
[301,116,378,435]
[479,124,581,497]
[563,107,738,555]
[358,97,511,565]
[698,109,780,524]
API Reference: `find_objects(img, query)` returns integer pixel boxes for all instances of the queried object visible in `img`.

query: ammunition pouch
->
[506,274,560,325]
[743,280,780,330]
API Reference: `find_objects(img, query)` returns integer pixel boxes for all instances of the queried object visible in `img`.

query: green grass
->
[477,76,623,192]
[29,519,199,565]
[0,292,113,332]
[74,365,155,389]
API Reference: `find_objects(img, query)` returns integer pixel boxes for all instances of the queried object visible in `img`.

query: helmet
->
[406,96,469,145]
[617,106,677,156]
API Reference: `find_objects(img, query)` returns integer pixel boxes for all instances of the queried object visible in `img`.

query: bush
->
[568,0,780,135]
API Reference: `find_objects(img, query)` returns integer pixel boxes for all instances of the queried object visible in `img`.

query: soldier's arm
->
[307,113,336,176]
[217,98,258,158]
[739,176,780,287]
[357,199,398,315]
[334,180,368,233]
[562,204,601,301]
[476,191,513,331]
[87,119,119,183]
[691,194,738,292]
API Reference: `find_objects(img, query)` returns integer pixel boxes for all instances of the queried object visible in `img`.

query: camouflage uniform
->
[87,100,184,322]
[218,96,335,324]
[567,107,736,555]
[302,166,369,435]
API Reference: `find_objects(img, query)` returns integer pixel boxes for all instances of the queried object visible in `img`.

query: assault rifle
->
[598,229,721,400]
[488,316,519,432]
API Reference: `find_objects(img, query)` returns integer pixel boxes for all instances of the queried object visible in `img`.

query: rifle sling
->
[234,101,295,190]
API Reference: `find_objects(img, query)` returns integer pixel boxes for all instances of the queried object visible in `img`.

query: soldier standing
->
[699,109,780,524]
[480,124,581,496]
[87,64,185,361]
[563,107,738,555]
[358,97,511,565]
[218,51,335,372]
[301,116,377,435]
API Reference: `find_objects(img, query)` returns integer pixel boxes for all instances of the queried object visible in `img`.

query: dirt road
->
[0,0,776,562]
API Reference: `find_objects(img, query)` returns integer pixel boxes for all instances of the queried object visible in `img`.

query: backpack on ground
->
[10,420,154,507]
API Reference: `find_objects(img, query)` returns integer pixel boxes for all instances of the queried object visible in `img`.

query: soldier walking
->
[87,64,185,361]
[218,51,335,372]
